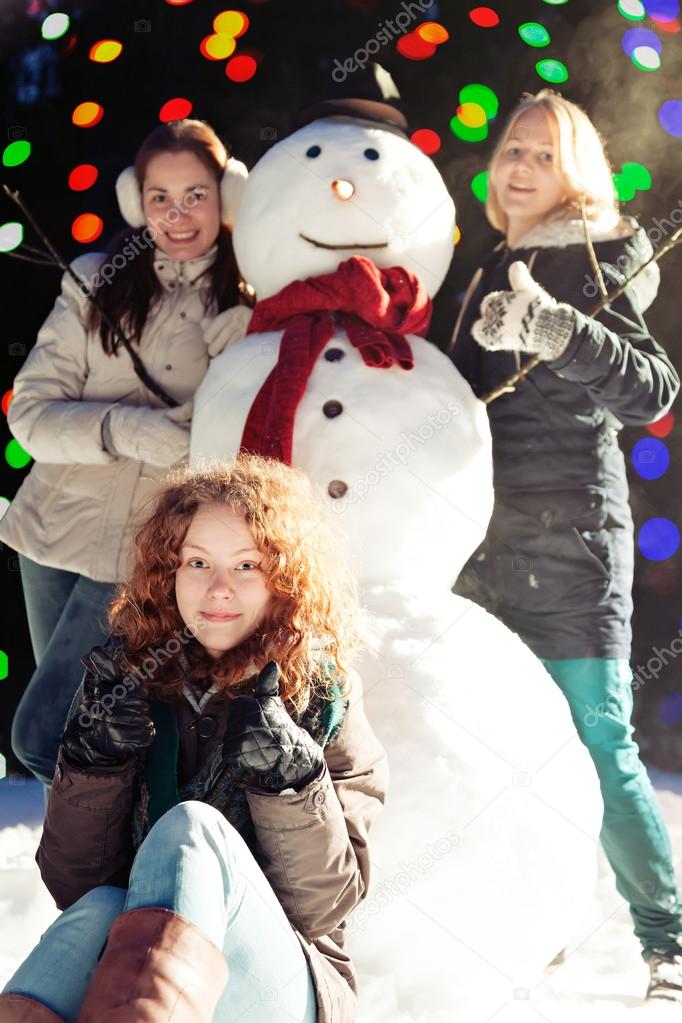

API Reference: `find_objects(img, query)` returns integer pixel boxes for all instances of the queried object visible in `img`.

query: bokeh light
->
[638,518,680,560]
[536,58,569,82]
[5,439,31,470]
[68,164,98,191]
[454,225,462,246]
[159,97,193,121]
[621,27,663,55]
[397,32,436,59]
[0,223,23,253]
[658,99,682,136]
[410,128,441,154]
[225,55,257,81]
[631,437,670,479]
[619,0,646,18]
[468,8,500,28]
[457,102,487,128]
[518,22,551,47]
[417,22,449,44]
[72,102,104,128]
[460,83,499,119]
[201,34,237,59]
[166,0,194,5]
[2,141,31,167]
[0,650,7,680]
[658,692,682,727]
[647,411,675,437]
[1,390,12,417]
[71,213,104,244]
[89,39,123,63]
[542,0,569,4]
[613,161,652,200]
[471,170,489,202]
[450,116,488,142]
[213,10,249,36]
[632,44,662,68]
[41,12,70,39]
[644,0,679,18]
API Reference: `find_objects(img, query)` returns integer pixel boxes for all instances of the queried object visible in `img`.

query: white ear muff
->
[115,166,145,228]
[220,158,248,229]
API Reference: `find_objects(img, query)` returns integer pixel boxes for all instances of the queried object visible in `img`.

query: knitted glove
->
[102,400,192,466]
[471,261,576,359]
[221,662,325,793]
[62,645,156,769]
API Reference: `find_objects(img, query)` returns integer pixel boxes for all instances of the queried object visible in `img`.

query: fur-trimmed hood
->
[513,215,659,312]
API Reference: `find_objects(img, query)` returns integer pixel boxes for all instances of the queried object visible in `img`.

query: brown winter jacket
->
[36,670,388,1022]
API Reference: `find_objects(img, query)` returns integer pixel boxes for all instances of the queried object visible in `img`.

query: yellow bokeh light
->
[72,102,104,127]
[213,10,249,36]
[204,33,237,59]
[454,225,462,246]
[89,39,123,63]
[457,102,487,128]
[418,22,449,44]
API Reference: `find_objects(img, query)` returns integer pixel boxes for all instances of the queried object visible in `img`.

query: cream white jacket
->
[0,247,251,582]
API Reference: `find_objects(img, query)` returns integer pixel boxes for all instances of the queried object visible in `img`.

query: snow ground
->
[0,770,679,1020]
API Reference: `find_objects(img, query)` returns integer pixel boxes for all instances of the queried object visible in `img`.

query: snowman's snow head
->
[233,118,456,301]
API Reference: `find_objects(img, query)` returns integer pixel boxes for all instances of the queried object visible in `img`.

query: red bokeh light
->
[411,128,441,154]
[159,98,193,121]
[68,164,98,191]
[469,7,500,28]
[2,390,12,417]
[397,31,437,60]
[225,55,257,82]
[72,213,104,244]
[647,411,675,438]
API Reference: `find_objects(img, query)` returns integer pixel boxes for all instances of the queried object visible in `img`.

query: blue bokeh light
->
[638,518,680,561]
[631,437,670,479]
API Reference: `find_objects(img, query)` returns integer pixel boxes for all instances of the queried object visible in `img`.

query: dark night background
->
[1,0,681,773]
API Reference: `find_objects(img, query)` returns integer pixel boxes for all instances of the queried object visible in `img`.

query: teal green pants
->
[542,658,682,959]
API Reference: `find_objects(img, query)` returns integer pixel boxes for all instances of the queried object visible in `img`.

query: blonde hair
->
[485,90,619,235]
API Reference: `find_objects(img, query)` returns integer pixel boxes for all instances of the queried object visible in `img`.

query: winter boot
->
[646,953,682,1004]
[0,994,64,1021]
[76,907,229,1022]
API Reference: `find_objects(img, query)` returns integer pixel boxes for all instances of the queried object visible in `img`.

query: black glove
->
[62,644,156,769]
[222,662,325,793]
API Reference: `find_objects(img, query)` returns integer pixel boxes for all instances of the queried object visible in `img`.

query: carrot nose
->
[331,179,355,200]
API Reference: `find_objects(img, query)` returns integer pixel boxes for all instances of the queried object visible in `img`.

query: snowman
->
[191,74,603,1021]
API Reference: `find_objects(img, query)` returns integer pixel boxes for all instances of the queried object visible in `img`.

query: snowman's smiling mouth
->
[299,233,388,250]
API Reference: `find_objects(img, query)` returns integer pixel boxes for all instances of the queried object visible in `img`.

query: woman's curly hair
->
[107,454,360,711]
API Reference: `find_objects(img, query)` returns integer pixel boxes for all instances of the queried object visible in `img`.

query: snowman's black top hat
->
[297,63,409,136]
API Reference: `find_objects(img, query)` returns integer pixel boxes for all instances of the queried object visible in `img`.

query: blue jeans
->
[3,802,318,1022]
[543,657,682,959]
[12,555,117,785]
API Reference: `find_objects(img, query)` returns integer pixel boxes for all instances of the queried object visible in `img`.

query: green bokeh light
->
[536,58,569,83]
[0,651,7,682]
[0,222,23,253]
[471,171,489,202]
[542,0,569,5]
[41,12,70,40]
[2,141,31,167]
[459,83,499,120]
[631,46,661,71]
[449,117,489,143]
[618,0,646,20]
[5,439,32,469]
[519,22,551,47]
[614,161,652,201]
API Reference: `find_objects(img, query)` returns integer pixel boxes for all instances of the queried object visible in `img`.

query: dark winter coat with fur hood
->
[450,216,679,660]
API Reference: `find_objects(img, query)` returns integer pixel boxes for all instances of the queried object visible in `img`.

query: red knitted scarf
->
[240,256,432,463]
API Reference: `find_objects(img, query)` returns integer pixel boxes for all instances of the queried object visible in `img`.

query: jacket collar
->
[511,215,636,251]
[152,243,217,292]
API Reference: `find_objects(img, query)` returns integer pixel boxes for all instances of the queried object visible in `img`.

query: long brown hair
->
[108,455,360,711]
[88,120,240,355]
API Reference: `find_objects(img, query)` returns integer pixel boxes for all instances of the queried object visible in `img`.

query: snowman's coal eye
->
[306,145,321,158]
[364,148,380,161]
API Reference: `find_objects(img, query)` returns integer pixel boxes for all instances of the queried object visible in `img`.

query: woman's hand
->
[102,402,191,465]
[62,645,156,769]
[222,662,325,793]
[472,261,576,360]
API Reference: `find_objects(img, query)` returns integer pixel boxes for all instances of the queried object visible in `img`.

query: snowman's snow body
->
[191,118,602,1019]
